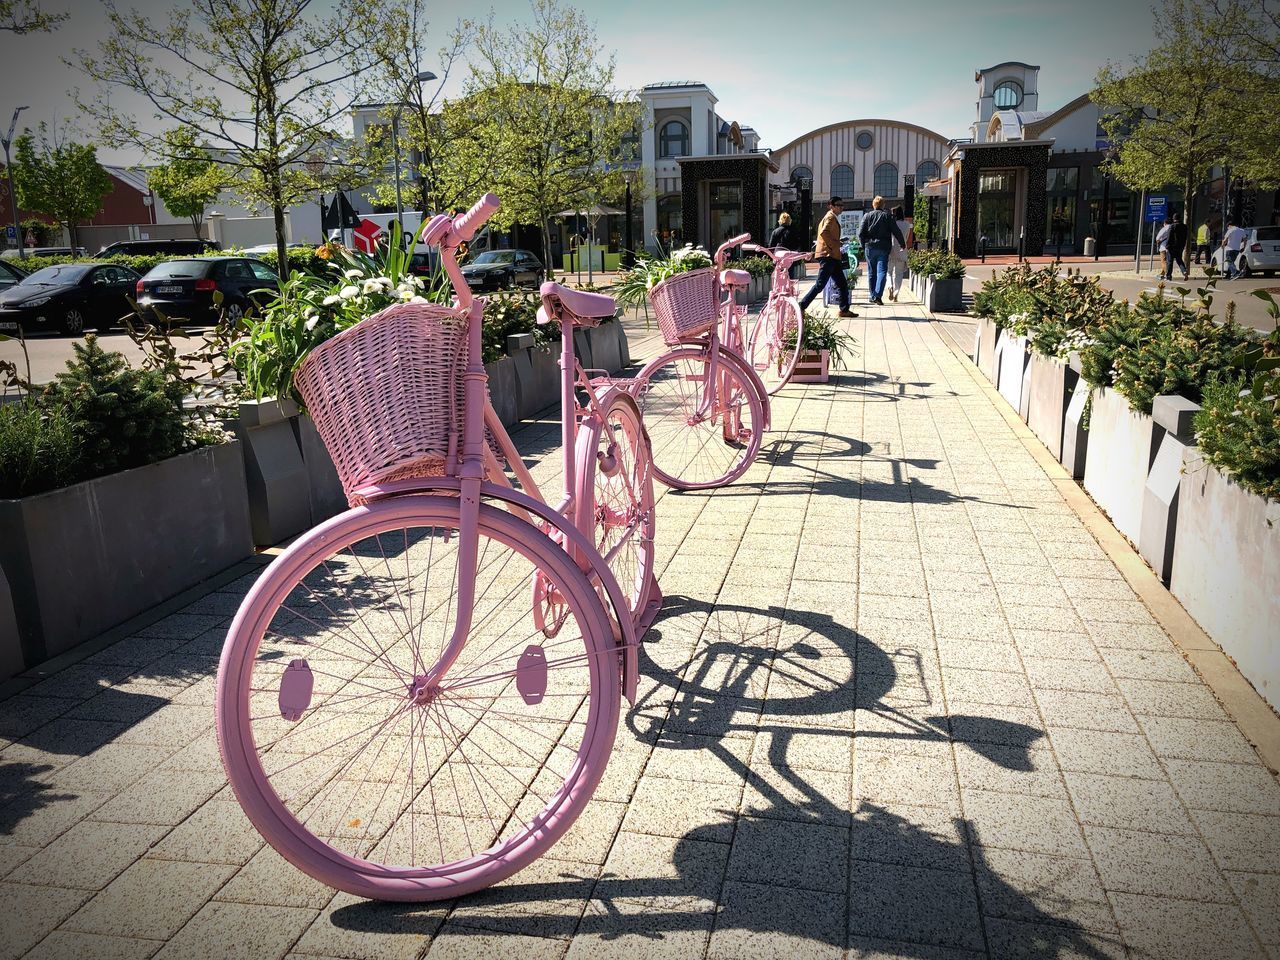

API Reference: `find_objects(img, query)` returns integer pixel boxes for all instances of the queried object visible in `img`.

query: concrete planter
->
[976,317,1003,383]
[1,565,22,680]
[1061,356,1090,479]
[790,349,830,383]
[995,333,1030,412]
[927,277,964,312]
[1172,455,1280,710]
[235,398,313,547]
[1026,353,1076,461]
[1082,387,1156,544]
[0,441,252,674]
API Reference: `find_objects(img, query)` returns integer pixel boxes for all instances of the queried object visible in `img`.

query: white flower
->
[344,269,363,278]
[304,317,318,331]
[322,294,341,306]
[339,285,360,300]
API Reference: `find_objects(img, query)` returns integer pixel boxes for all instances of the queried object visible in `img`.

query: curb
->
[930,316,1280,774]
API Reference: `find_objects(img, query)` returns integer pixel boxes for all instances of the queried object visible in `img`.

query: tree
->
[1206,0,1280,185]
[1093,0,1275,264]
[146,128,222,238]
[78,0,394,271]
[0,0,65,33]
[12,124,112,250]
[466,0,644,278]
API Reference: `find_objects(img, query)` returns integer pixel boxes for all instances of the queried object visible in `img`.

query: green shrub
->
[0,401,78,498]
[481,292,555,364]
[974,264,1117,358]
[907,248,964,279]
[612,244,714,308]
[791,312,858,369]
[1194,372,1280,501]
[42,336,192,477]
[1112,310,1258,413]
[5,248,331,280]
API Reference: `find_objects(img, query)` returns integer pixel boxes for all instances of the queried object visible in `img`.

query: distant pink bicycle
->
[216,194,660,901]
[636,234,771,489]
[742,244,811,395]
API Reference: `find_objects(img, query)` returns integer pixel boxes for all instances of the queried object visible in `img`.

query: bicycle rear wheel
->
[579,394,656,621]
[217,496,620,901]
[749,296,803,396]
[636,344,765,490]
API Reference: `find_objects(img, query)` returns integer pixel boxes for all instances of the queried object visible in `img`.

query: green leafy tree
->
[78,0,394,271]
[0,0,65,33]
[12,125,112,251]
[466,0,644,278]
[1093,0,1275,264]
[1204,0,1280,185]
[146,128,223,238]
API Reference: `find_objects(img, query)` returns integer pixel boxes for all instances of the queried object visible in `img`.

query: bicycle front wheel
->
[749,296,803,396]
[217,496,620,901]
[636,345,765,490]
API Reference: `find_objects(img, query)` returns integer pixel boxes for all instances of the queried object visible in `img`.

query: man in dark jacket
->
[859,196,907,305]
[1163,218,1189,281]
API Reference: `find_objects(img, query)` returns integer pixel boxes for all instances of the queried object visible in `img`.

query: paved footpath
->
[2,291,1279,959]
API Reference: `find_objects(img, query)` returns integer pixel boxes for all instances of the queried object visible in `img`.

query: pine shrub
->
[1194,372,1280,502]
[0,401,78,498]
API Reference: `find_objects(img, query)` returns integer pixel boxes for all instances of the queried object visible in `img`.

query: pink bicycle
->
[743,244,811,395]
[635,234,771,489]
[216,194,660,902]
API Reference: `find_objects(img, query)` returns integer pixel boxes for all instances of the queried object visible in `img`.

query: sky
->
[1,0,1163,166]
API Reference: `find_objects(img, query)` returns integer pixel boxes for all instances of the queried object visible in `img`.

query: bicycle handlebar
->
[715,233,752,265]
[453,193,500,242]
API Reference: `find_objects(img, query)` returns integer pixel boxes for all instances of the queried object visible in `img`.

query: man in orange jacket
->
[798,196,857,318]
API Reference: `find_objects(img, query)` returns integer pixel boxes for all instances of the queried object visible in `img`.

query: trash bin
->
[1083,237,1096,257]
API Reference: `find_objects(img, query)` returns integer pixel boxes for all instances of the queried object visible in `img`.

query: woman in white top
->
[887,206,915,302]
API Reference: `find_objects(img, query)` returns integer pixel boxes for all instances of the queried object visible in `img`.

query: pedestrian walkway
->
[2,290,1279,959]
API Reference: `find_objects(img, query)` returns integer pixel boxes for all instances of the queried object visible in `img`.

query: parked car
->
[0,259,27,292]
[1211,226,1280,277]
[0,262,141,335]
[98,238,221,257]
[459,249,544,290]
[1,246,87,259]
[135,256,279,325]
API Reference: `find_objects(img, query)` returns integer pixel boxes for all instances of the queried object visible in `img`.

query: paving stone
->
[90,771,226,826]
[961,789,1089,858]
[439,928,568,960]
[706,880,844,960]
[597,831,729,900]
[1109,892,1267,959]
[1032,690,1137,733]
[1085,825,1232,902]
[0,882,92,960]
[445,855,596,940]
[292,890,444,958]
[21,930,161,960]
[62,859,237,940]
[49,744,177,795]
[1163,759,1280,815]
[1085,622,1177,653]
[215,846,335,910]
[848,859,984,951]
[8,820,167,891]
[620,775,741,845]
[934,638,1021,674]
[2,789,112,848]
[854,748,959,811]
[641,734,752,784]
[1045,727,1165,780]
[726,816,848,893]
[147,801,264,866]
[1099,648,1197,683]
[954,745,1065,799]
[1189,809,1280,873]
[940,667,1034,709]
[973,845,1117,934]
[1115,679,1229,720]
[983,918,1127,959]
[849,802,969,872]
[1063,771,1195,835]
[1022,658,1118,695]
[1224,871,1280,945]
[542,800,627,866]
[1139,716,1261,764]
[155,901,315,960]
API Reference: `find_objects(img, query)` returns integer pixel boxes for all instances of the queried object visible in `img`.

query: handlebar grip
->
[741,243,766,254]
[715,232,753,264]
[452,193,500,242]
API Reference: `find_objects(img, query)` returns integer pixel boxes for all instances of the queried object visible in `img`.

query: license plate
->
[0,320,17,331]
[156,285,183,294]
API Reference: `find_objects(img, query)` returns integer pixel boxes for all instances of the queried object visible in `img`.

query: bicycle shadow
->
[328,598,1116,957]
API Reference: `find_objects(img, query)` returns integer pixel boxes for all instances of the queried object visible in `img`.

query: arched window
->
[659,120,689,159]
[916,160,941,185]
[789,165,813,185]
[873,162,899,198]
[830,164,854,199]
[993,80,1023,109]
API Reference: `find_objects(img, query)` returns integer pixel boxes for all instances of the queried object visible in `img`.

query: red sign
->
[352,218,383,254]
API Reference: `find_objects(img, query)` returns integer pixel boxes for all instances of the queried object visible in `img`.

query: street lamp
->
[621,166,637,268]
[3,105,29,259]
[392,70,437,241]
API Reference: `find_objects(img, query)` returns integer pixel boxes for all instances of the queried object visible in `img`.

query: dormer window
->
[993,80,1023,109]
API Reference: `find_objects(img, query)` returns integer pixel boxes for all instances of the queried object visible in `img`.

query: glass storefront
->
[709,181,743,246]
[1046,167,1078,254]
[978,171,1017,250]
[656,194,682,250]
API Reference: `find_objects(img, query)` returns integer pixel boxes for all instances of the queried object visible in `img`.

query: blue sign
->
[4,225,13,240]
[1144,195,1168,222]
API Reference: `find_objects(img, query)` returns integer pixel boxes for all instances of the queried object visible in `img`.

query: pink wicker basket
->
[294,301,469,504]
[648,267,718,345]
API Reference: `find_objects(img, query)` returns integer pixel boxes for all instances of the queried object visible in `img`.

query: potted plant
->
[786,312,858,383]
[925,251,966,312]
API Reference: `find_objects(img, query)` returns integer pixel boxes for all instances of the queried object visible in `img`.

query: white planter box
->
[977,317,1002,383]
[1172,455,1280,710]
[1026,354,1074,461]
[1082,387,1155,544]
[995,334,1030,411]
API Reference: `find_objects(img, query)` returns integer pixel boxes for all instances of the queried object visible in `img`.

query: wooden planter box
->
[790,349,830,383]
[1171,455,1280,710]
[1082,387,1157,545]
[0,441,253,675]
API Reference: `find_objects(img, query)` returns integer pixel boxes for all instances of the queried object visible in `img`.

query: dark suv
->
[136,256,278,325]
[100,238,221,257]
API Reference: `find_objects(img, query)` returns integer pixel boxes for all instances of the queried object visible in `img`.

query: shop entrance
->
[978,171,1018,251]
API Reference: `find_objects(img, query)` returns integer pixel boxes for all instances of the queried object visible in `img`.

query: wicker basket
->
[648,267,718,345]
[293,301,469,504]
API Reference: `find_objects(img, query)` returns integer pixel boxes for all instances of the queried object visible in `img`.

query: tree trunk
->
[1183,169,1196,270]
[190,215,202,240]
[273,200,288,277]
[541,213,554,281]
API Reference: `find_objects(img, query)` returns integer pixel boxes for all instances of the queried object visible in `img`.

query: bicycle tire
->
[216,495,620,901]
[749,296,804,396]
[635,344,765,490]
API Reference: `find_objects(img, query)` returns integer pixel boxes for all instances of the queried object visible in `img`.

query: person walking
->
[770,212,804,280]
[1221,219,1247,279]
[858,196,906,306]
[1155,217,1173,279]
[798,197,856,318]
[886,205,914,302]
[1161,218,1189,281]
[1195,222,1211,264]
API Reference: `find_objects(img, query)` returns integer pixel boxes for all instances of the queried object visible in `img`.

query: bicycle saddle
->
[538,281,617,324]
[720,268,751,287]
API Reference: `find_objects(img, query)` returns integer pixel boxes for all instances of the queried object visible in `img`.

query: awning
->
[921,179,950,198]
[553,205,625,219]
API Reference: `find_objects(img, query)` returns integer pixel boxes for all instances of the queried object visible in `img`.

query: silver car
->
[1211,226,1280,277]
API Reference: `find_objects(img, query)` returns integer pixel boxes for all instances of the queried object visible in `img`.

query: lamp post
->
[621,166,637,268]
[3,105,29,259]
[392,70,437,241]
